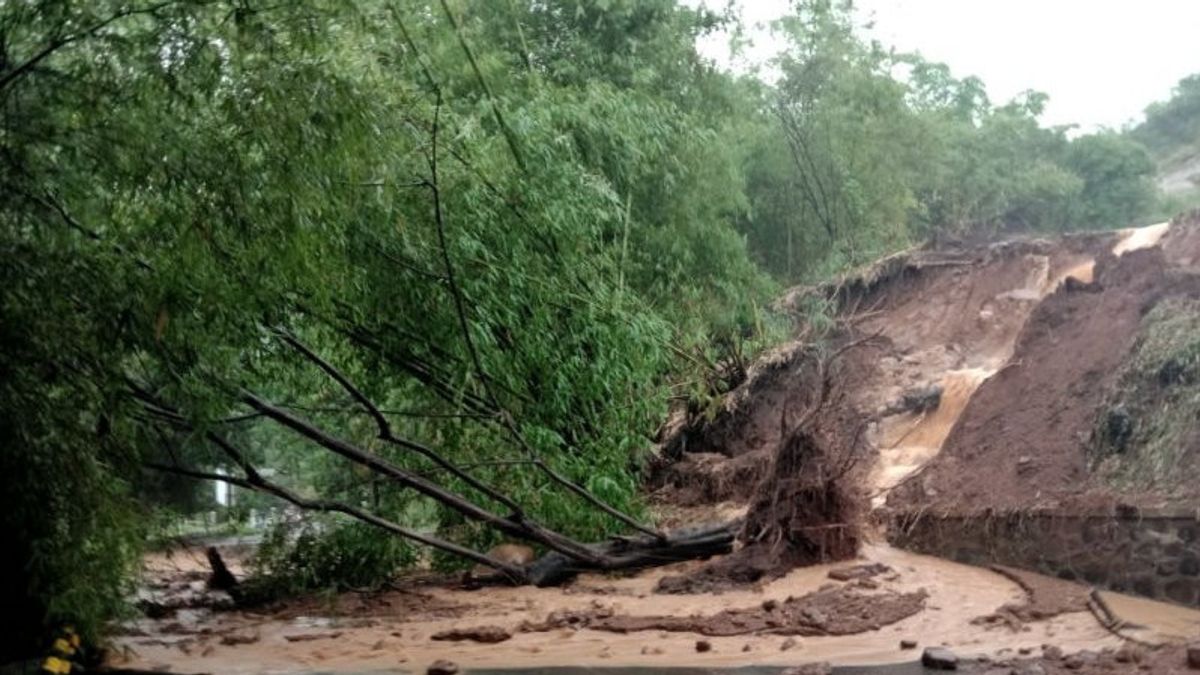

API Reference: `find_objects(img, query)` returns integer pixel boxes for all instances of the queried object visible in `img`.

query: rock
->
[219,631,259,646]
[1016,456,1034,474]
[921,646,959,670]
[780,637,799,651]
[282,631,343,642]
[781,663,832,675]
[762,598,779,611]
[892,385,942,415]
[431,625,512,644]
[1188,643,1200,669]
[900,639,918,650]
[1102,406,1133,453]
[742,644,753,652]
[1114,644,1143,664]
[427,659,459,675]
[827,562,891,582]
[1015,665,1046,675]
[640,646,664,655]
[695,639,712,653]
[1042,645,1063,660]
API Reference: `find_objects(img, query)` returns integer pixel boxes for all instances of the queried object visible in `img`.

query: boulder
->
[921,646,959,670]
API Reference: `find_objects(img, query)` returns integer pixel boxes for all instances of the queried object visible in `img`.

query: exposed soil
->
[1161,209,1200,266]
[888,245,1200,514]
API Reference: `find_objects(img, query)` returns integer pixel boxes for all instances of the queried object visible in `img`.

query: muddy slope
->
[888,245,1200,514]
[656,231,1117,516]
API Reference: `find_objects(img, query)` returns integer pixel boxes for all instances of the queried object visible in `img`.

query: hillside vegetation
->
[1131,74,1200,213]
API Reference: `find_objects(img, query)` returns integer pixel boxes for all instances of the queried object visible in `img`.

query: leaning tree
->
[1,1,766,623]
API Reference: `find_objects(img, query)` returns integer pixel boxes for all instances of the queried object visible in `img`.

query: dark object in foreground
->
[427,660,460,675]
[205,547,238,591]
[921,646,958,670]
[432,626,513,644]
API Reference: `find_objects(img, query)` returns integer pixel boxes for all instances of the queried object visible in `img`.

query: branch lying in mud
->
[143,449,519,578]
[134,381,733,586]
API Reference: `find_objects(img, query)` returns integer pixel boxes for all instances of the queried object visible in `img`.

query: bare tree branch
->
[239,389,605,565]
[276,330,527,516]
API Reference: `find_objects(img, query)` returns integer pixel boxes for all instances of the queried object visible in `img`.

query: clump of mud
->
[521,585,926,638]
[652,450,770,507]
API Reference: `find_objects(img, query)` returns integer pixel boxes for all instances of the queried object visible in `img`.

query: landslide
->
[649,228,1130,589]
[655,229,1116,519]
[888,212,1200,514]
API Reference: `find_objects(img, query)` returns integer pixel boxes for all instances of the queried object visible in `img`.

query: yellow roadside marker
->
[40,655,72,674]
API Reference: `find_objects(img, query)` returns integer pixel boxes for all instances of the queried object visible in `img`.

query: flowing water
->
[1112,221,1171,256]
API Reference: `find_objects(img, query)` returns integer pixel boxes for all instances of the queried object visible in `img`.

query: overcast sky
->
[689,0,1200,132]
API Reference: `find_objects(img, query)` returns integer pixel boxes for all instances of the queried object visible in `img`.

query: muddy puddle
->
[112,223,1200,674]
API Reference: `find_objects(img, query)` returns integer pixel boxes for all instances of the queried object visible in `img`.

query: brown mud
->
[587,587,928,637]
[888,231,1200,514]
[972,566,1091,628]
[116,543,1175,673]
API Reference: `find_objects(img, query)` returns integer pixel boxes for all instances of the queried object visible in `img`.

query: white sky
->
[690,0,1200,132]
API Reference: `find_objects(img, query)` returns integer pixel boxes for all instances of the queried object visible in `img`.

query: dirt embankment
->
[887,221,1200,514]
[656,229,1121,520]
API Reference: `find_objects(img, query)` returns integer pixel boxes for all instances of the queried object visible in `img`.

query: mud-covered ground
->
[111,540,1200,674]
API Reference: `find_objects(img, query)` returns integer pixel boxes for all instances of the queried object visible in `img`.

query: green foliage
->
[738,0,1157,283]
[1062,133,1156,229]
[1090,299,1200,494]
[252,520,418,596]
[1,0,776,649]
[1131,74,1200,158]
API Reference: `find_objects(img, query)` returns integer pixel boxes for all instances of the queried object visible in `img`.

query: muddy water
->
[869,368,992,506]
[114,544,1127,674]
[1100,590,1200,643]
[1112,221,1171,256]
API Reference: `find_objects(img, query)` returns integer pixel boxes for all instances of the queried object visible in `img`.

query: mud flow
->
[112,221,1200,674]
